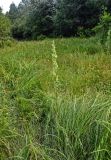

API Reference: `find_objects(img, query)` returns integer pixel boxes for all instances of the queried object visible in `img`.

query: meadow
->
[0,37,111,160]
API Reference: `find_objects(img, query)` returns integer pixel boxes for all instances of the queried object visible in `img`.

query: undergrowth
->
[0,38,111,159]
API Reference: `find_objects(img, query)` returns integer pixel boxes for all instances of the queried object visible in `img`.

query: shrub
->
[0,14,11,38]
[0,12,11,48]
[0,38,13,48]
[93,11,111,53]
[77,27,94,37]
[37,35,47,41]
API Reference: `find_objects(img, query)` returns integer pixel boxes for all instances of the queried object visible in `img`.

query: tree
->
[8,0,109,39]
[54,0,104,36]
[0,7,2,14]
[7,3,18,23]
[8,0,31,39]
[76,0,103,28]
[9,0,55,39]
[27,0,55,38]
[54,0,78,36]
[106,0,111,13]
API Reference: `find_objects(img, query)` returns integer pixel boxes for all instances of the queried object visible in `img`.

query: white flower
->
[52,40,59,89]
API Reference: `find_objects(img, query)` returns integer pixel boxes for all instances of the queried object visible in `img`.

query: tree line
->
[1,0,111,40]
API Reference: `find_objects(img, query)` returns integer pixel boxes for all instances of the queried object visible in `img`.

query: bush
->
[93,11,111,53]
[12,25,24,40]
[77,27,94,37]
[0,12,11,48]
[0,38,14,48]
[36,35,47,41]
[0,14,11,38]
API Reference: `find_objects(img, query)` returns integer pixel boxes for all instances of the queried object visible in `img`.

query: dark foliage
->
[5,0,111,39]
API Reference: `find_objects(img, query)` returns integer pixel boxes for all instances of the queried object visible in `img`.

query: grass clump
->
[42,94,111,160]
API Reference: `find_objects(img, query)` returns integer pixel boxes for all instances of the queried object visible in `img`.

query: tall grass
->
[0,38,111,159]
[42,94,111,160]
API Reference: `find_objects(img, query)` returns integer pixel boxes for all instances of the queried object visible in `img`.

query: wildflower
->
[52,40,59,90]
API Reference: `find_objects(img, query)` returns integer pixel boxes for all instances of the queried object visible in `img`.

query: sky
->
[0,0,21,13]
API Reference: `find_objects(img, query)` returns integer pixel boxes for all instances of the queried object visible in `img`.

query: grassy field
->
[0,38,111,160]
